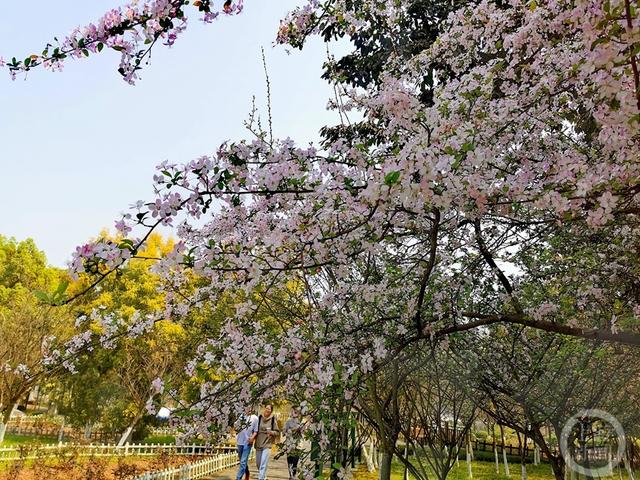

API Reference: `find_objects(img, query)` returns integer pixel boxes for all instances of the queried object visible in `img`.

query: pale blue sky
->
[0,1,345,267]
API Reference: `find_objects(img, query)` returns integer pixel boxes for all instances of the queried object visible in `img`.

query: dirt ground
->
[0,452,197,480]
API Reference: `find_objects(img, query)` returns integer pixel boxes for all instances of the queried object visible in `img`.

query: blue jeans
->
[236,444,252,480]
[255,447,271,480]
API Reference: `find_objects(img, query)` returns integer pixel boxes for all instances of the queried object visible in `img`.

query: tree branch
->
[454,312,640,346]
[414,208,440,332]
[474,219,523,314]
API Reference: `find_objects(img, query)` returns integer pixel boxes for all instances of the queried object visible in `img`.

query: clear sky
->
[0,1,345,267]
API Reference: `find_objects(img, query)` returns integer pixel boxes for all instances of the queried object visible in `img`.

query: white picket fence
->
[149,426,179,436]
[0,442,235,462]
[134,450,252,480]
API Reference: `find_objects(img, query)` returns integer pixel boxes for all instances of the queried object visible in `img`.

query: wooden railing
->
[149,426,179,436]
[470,439,549,459]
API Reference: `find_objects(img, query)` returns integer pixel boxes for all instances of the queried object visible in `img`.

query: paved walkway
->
[206,452,291,480]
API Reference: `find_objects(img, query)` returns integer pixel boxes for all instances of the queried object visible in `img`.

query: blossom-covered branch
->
[0,0,243,83]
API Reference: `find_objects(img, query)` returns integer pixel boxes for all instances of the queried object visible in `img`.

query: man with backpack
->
[253,403,280,480]
[235,405,259,480]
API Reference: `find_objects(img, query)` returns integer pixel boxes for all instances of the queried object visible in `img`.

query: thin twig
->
[261,47,274,145]
[624,0,640,112]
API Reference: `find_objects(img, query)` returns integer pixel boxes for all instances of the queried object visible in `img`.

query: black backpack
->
[257,414,275,432]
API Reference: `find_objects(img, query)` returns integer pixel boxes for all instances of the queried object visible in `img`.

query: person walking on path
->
[236,406,259,480]
[283,408,303,480]
[254,403,280,480]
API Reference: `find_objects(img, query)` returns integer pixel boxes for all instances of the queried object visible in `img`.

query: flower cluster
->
[1,363,31,378]
[70,239,133,278]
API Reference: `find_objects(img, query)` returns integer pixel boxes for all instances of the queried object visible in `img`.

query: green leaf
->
[55,280,69,296]
[24,57,31,67]
[590,37,610,50]
[384,171,401,186]
[461,141,474,153]
[34,290,50,303]
[332,463,342,470]
[97,42,104,52]
[119,239,135,251]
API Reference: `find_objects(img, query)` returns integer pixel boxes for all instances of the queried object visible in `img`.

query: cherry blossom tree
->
[5,0,640,472]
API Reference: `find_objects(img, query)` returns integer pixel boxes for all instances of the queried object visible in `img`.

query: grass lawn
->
[141,435,177,444]
[352,458,638,480]
[0,434,57,447]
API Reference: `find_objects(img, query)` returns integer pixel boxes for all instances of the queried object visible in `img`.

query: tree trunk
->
[440,445,451,480]
[549,454,564,480]
[379,448,393,480]
[118,394,155,447]
[118,418,139,446]
[117,422,135,447]
[118,410,144,446]
[372,442,379,469]
[500,424,510,477]
[58,416,66,443]
[519,432,527,480]
[362,440,376,472]
[503,449,510,477]
[402,443,409,480]
[0,405,15,444]
[530,425,564,480]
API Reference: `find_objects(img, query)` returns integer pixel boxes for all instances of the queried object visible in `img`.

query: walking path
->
[206,452,290,480]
